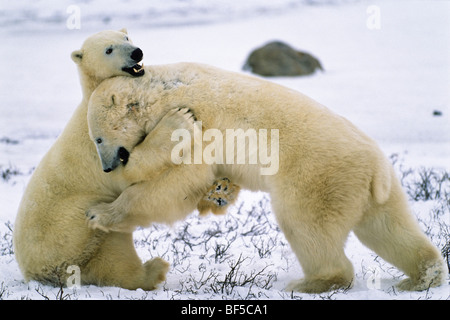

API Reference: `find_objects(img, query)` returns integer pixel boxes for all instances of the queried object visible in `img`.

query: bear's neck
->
[78,69,104,103]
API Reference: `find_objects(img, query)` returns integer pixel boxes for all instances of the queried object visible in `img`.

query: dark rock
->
[243,41,323,77]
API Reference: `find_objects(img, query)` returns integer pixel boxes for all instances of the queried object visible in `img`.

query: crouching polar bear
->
[86,62,446,293]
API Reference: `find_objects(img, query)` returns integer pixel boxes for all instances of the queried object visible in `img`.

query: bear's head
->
[88,89,146,173]
[71,28,144,80]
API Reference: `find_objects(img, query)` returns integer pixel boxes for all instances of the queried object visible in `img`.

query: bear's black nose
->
[131,48,143,62]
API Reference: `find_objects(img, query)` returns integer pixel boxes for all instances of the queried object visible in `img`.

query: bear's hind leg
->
[353,180,446,291]
[82,232,168,290]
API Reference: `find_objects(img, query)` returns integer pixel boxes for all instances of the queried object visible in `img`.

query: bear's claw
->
[85,202,131,233]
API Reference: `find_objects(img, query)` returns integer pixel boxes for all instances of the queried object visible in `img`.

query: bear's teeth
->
[133,62,144,73]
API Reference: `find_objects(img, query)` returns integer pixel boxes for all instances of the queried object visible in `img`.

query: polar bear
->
[86,62,446,293]
[13,30,232,290]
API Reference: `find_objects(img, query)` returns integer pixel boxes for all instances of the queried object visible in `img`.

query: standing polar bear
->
[86,62,446,293]
[13,30,230,290]
[13,29,170,290]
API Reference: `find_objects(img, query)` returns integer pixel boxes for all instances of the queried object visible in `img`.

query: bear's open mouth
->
[118,147,130,166]
[122,62,144,77]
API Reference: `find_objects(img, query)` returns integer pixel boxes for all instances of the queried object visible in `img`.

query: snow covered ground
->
[0,0,449,300]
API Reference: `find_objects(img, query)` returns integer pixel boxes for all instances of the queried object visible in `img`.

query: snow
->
[0,0,449,300]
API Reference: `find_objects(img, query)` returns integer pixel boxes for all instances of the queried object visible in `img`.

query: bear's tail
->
[371,154,392,205]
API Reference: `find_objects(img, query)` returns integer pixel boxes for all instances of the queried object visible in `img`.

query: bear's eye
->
[96,138,103,144]
[125,36,129,41]
[105,47,113,55]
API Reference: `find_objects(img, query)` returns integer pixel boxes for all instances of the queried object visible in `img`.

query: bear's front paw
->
[161,107,199,134]
[286,277,354,294]
[85,203,114,232]
[85,203,130,233]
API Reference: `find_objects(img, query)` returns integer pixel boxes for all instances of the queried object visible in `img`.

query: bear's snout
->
[97,146,129,173]
[122,47,144,77]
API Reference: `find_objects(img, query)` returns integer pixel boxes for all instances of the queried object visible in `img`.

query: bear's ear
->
[119,28,128,35]
[71,50,83,64]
